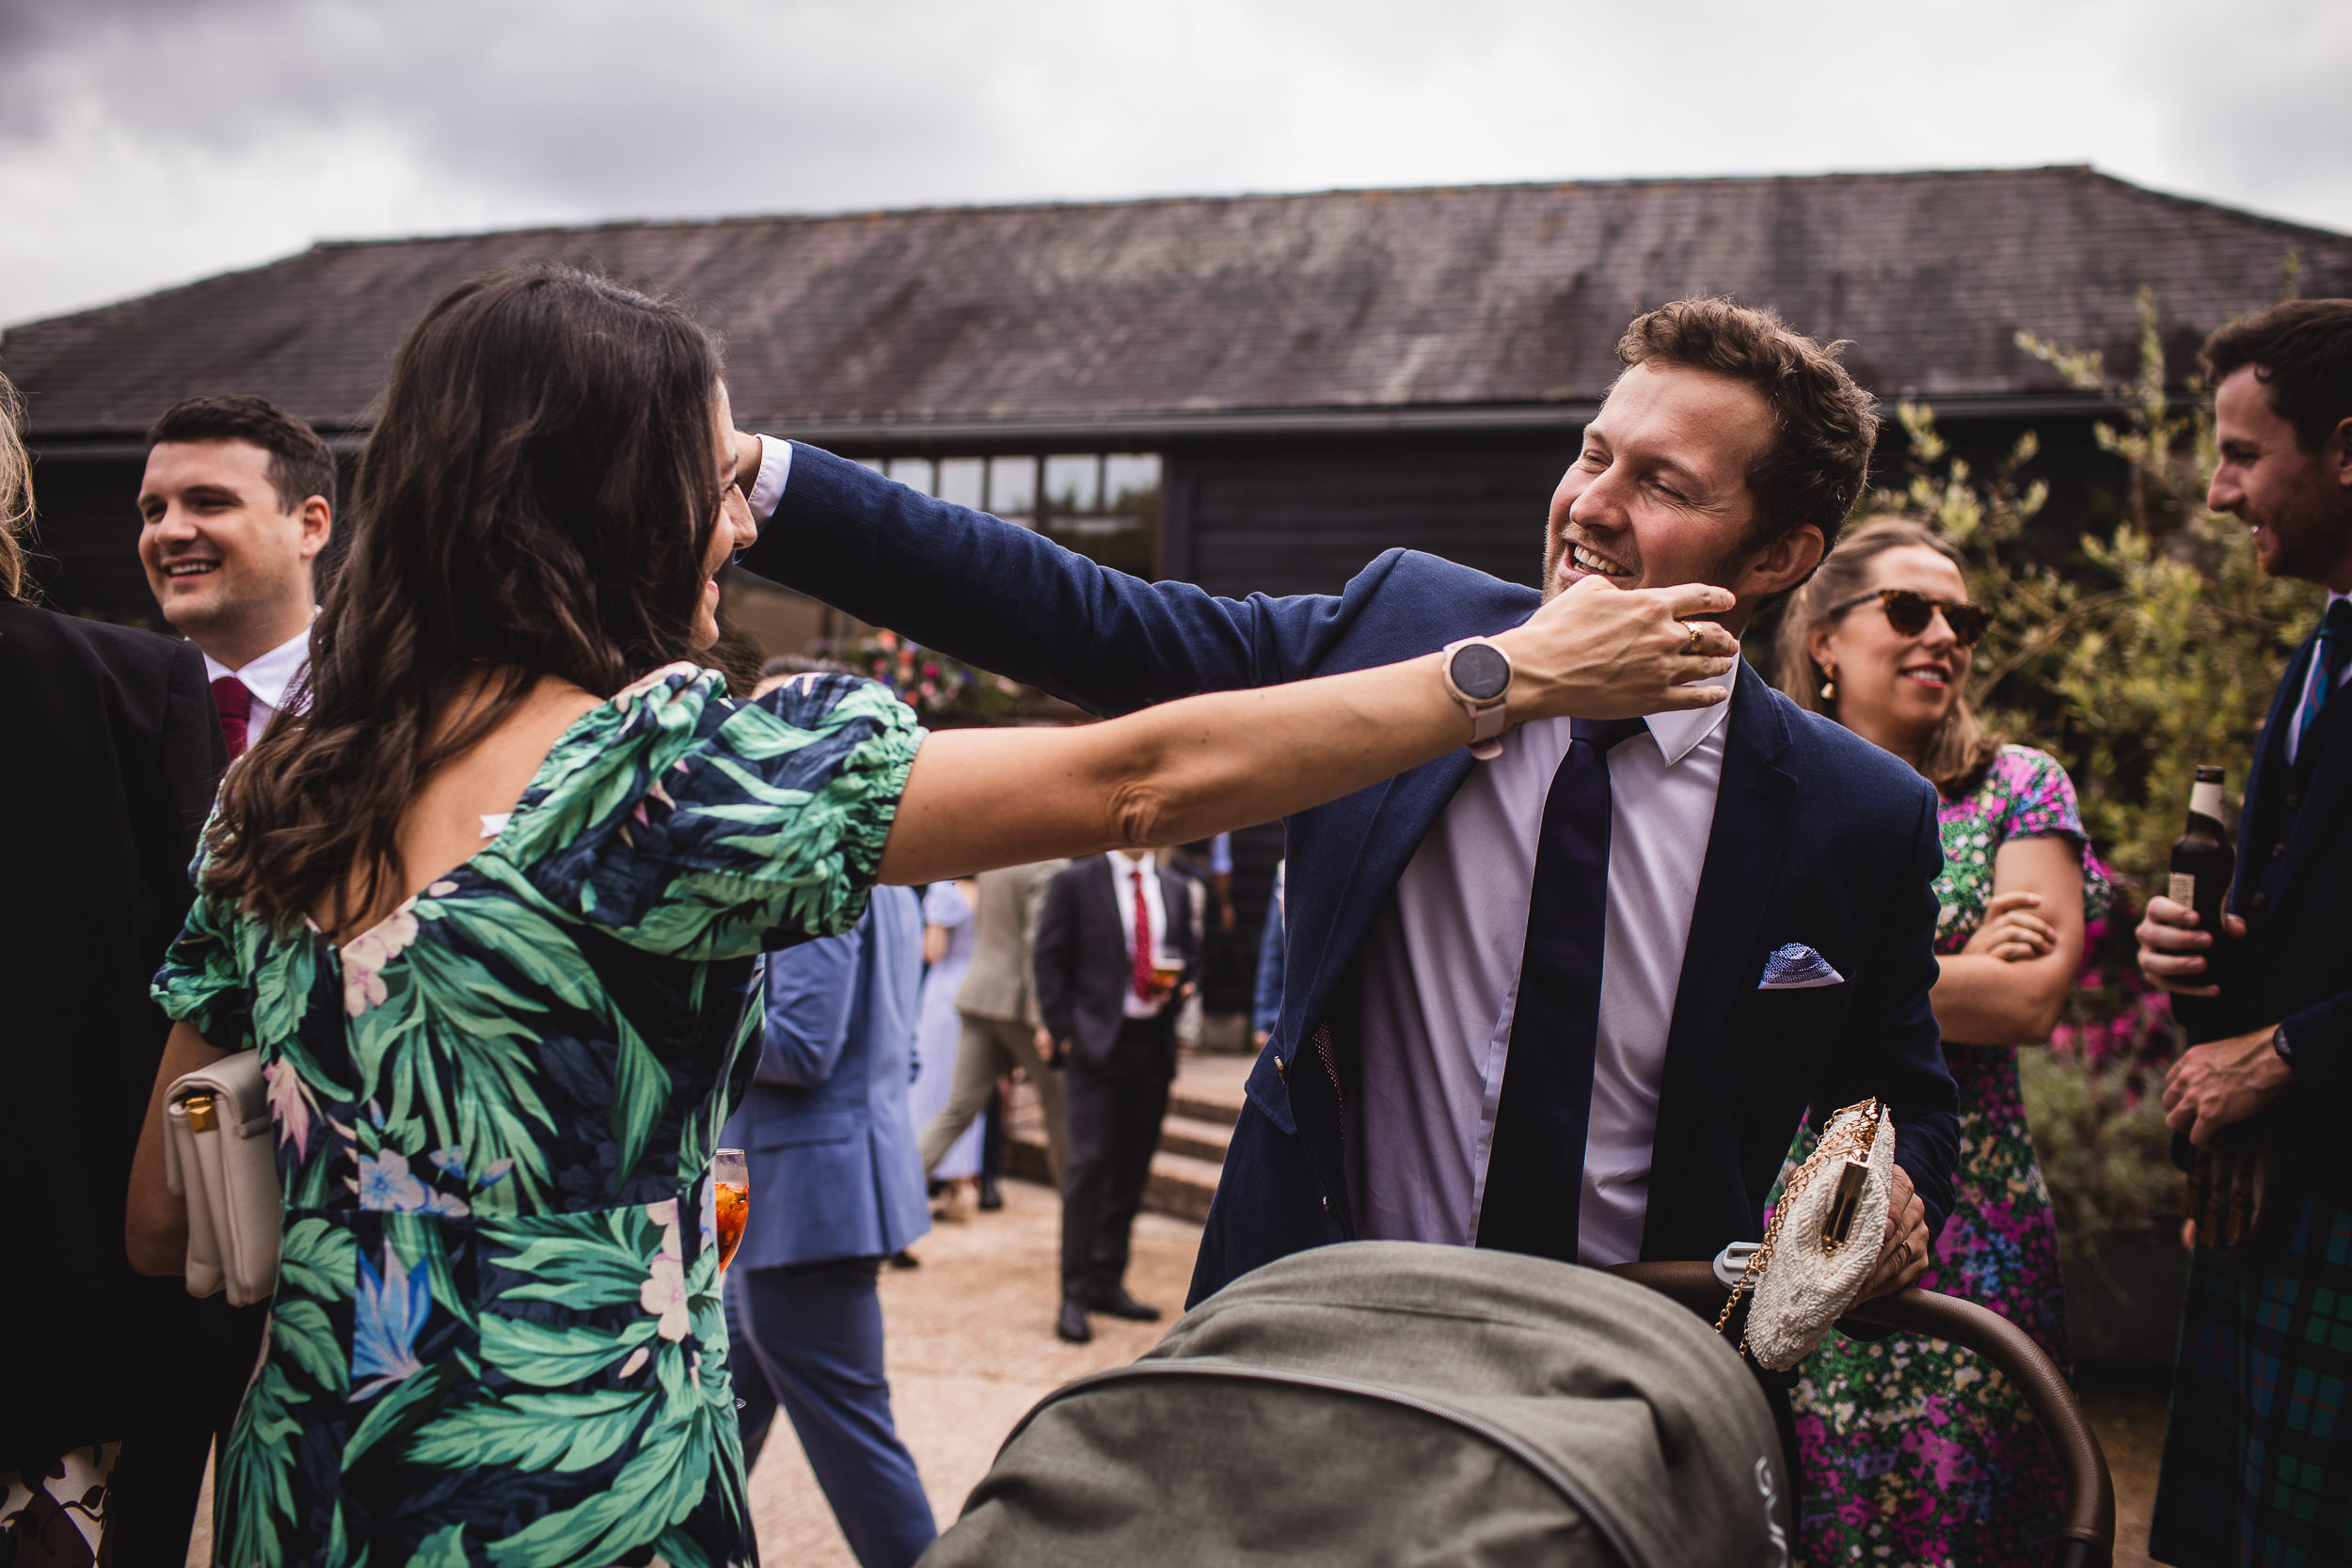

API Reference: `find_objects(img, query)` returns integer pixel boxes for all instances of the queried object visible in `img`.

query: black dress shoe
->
[1055,1298,1092,1343]
[1087,1285,1162,1322]
[977,1178,1004,1212]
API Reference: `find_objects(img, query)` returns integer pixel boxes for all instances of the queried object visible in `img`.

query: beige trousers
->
[918,1012,1072,1186]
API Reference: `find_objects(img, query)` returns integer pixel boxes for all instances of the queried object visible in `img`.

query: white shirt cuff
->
[747,435,793,521]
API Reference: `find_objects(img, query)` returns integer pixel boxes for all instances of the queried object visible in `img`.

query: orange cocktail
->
[713,1148,748,1271]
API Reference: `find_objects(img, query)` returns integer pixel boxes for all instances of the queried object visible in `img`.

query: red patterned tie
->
[211,675,253,761]
[1130,863,1155,1003]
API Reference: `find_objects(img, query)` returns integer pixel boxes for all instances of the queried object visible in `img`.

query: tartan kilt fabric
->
[2150,1192,2352,1567]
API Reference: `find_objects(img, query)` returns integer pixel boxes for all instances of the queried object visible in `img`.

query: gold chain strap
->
[1714,1099,1882,1354]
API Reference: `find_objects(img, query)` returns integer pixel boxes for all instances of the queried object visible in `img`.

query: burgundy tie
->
[212,675,254,761]
[1130,865,1155,1003]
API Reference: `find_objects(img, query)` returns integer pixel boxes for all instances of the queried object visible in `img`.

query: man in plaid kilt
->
[2138,299,2352,1566]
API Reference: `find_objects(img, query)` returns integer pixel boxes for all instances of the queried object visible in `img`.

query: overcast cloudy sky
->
[2,0,2346,327]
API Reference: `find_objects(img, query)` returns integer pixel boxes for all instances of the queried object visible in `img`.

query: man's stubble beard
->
[2249,477,2352,588]
[163,563,294,650]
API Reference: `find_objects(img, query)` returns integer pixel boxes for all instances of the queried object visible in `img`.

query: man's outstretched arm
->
[735,437,1282,717]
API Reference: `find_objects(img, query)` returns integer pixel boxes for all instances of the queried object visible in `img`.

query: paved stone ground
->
[2081,1371,2171,1568]
[744,1174,1200,1564]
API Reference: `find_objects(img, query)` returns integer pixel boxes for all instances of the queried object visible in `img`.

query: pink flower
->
[263,1058,319,1155]
[639,1254,689,1342]
[342,904,420,1017]
[635,1198,690,1339]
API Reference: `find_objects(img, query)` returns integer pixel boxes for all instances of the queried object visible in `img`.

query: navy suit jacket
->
[2175,618,2352,1189]
[722,882,931,1268]
[743,446,1959,1302]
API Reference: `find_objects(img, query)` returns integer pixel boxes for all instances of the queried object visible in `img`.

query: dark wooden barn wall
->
[23,453,154,625]
[1166,432,1573,598]
[1164,430,1579,1020]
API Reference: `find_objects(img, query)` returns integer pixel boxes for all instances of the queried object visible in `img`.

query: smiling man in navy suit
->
[732,298,1958,1334]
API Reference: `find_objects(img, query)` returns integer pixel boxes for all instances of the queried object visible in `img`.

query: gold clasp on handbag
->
[1819,1097,1883,1251]
[1823,1160,1867,1249]
[183,1092,218,1133]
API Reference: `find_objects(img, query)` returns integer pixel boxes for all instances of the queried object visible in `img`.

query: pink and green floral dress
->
[1778,744,2108,1567]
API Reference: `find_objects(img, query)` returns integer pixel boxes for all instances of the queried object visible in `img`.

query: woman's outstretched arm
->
[877,576,1738,885]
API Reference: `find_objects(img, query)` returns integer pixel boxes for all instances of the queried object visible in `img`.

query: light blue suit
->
[722,884,936,1568]
[726,881,932,1269]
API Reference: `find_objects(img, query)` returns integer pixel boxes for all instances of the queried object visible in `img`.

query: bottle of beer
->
[2169,765,2237,1178]
[2169,764,2235,947]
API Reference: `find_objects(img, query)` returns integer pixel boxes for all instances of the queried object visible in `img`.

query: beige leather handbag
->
[163,1050,282,1307]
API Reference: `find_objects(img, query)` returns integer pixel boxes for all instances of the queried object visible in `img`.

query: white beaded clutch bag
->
[1715,1098,1894,1372]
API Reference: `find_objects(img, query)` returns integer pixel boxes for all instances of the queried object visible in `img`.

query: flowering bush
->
[823,628,1023,727]
[1881,286,2319,1256]
[2024,891,2183,1269]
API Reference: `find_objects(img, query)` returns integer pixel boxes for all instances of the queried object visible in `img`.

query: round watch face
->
[1449,641,1512,703]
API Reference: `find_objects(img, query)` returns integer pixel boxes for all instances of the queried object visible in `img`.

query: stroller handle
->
[1608,1260,2114,1568]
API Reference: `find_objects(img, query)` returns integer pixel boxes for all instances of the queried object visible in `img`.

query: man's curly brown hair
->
[1616,298,1880,568]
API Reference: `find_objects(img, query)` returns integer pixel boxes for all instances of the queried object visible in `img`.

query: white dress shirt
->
[748,436,795,526]
[1348,659,1737,1265]
[1106,850,1172,1020]
[201,621,315,743]
[2285,591,2352,768]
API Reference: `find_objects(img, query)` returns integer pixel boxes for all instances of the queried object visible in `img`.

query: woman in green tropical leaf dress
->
[125,266,1740,1568]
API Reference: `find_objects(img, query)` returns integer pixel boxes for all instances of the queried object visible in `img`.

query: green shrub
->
[1882,286,2320,1250]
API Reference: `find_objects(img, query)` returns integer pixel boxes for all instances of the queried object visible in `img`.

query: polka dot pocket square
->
[1757,942,1845,990]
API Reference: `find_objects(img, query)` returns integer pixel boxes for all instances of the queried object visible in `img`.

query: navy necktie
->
[2291,599,2351,760]
[1478,715,1647,1261]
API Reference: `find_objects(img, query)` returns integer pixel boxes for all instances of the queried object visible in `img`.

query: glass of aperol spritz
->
[713,1148,749,1272]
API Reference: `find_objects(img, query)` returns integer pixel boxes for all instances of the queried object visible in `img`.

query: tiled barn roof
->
[8,166,2348,440]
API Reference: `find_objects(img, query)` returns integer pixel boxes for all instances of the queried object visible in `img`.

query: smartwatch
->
[1439,637,1514,760]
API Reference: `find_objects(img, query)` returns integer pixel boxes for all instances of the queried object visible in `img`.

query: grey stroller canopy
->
[923,1241,1791,1568]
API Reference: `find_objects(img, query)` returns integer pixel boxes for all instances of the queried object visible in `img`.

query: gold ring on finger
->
[1681,621,1705,656]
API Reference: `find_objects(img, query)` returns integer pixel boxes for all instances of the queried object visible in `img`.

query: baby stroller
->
[917,1241,2112,1568]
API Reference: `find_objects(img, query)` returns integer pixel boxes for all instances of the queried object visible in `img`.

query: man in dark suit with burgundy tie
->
[113,394,333,1548]
[136,395,335,760]
[1035,849,1202,1342]
[733,299,1958,1420]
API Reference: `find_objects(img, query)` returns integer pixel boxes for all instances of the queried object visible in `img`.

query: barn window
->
[866,451,1164,578]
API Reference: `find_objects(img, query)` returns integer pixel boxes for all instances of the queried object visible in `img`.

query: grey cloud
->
[4,0,2350,327]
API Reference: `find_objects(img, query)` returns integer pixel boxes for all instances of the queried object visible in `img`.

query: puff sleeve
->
[151,881,258,1054]
[512,665,923,959]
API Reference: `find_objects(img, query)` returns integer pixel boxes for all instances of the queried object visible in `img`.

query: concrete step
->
[997,1090,1232,1222]
[999,1075,1232,1222]
[998,1131,1224,1224]
[1155,1113,1232,1164]
[1143,1149,1224,1224]
[1168,1085,1243,1129]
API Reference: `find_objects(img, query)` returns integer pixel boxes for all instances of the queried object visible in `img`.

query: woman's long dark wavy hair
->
[205,267,726,931]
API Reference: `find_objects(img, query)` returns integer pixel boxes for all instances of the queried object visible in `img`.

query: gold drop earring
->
[1819,664,1837,703]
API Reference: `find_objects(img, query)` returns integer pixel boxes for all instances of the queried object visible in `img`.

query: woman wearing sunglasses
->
[1769,518,2108,1568]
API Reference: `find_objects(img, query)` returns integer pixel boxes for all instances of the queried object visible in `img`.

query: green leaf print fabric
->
[153,665,920,1567]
